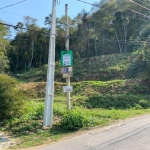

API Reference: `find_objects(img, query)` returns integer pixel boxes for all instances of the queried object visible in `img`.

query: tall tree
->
[0,22,9,73]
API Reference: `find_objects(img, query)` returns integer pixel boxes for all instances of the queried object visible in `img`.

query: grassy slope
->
[16,52,149,82]
[2,52,150,149]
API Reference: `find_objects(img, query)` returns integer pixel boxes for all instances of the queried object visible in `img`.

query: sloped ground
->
[21,79,150,100]
[15,52,149,82]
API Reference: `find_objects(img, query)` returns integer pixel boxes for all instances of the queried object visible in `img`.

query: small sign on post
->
[63,86,73,92]
[61,67,73,78]
[61,50,73,67]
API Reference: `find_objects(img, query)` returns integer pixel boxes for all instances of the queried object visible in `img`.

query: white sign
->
[63,86,73,92]
[63,54,71,66]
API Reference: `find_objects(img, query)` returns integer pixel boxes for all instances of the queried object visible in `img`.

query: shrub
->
[139,100,150,109]
[86,95,141,109]
[0,74,25,120]
[34,105,44,119]
[60,109,89,130]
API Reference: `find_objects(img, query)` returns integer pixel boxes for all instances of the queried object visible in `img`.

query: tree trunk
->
[114,25,122,53]
[95,38,97,56]
[122,18,127,52]
[29,38,34,69]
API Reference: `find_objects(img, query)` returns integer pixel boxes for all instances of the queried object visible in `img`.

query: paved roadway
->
[38,115,150,150]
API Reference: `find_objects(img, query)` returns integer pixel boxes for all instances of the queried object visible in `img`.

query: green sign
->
[61,50,73,67]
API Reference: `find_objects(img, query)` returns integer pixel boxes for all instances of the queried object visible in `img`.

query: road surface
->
[38,115,150,150]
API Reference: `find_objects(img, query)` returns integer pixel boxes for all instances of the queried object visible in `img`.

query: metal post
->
[65,4,71,109]
[43,0,56,127]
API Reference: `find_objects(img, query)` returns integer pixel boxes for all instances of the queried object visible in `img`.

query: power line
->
[0,0,27,10]
[1,21,150,44]
[0,22,49,35]
[127,8,150,19]
[77,0,100,7]
[0,10,26,17]
[77,0,117,20]
[128,0,150,11]
[0,10,45,25]
[77,0,116,10]
[71,36,150,44]
[0,21,68,38]
[137,0,150,6]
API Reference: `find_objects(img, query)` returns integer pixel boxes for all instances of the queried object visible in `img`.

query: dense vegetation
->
[0,74,25,120]
[0,0,150,149]
[0,0,149,72]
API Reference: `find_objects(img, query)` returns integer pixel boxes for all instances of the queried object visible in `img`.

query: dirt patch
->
[0,132,16,150]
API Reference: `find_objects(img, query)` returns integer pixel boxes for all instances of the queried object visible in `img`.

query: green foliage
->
[60,109,89,130]
[1,101,44,133]
[139,100,150,109]
[0,74,25,120]
[85,94,149,109]
[129,84,149,94]
[0,24,9,73]
[2,96,150,149]
[34,105,44,119]
[0,52,9,73]
[7,0,150,72]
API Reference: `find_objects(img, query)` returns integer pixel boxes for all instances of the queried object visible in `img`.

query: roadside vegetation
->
[0,0,150,149]
[1,46,150,149]
[0,75,150,149]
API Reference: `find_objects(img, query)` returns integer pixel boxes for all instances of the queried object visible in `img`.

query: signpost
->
[61,67,73,78]
[61,50,73,67]
[61,4,73,110]
[61,50,73,109]
[63,86,73,92]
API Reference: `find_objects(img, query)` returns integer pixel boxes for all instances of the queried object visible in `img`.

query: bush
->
[86,95,141,109]
[60,109,89,130]
[139,100,150,109]
[0,74,25,120]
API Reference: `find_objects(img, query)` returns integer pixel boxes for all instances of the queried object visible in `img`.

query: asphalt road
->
[38,115,150,150]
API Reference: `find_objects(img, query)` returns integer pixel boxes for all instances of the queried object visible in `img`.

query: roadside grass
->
[21,80,150,99]
[1,95,150,149]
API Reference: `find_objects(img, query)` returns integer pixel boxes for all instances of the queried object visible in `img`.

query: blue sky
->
[0,0,98,27]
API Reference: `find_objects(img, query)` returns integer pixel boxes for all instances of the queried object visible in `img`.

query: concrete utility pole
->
[43,0,56,127]
[65,4,71,110]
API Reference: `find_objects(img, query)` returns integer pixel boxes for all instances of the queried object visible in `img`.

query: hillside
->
[17,51,150,102]
[16,52,149,83]
[2,52,150,149]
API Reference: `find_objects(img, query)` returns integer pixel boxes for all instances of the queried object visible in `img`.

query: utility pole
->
[43,0,56,127]
[65,4,71,110]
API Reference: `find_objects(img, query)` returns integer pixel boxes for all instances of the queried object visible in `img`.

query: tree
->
[0,22,9,73]
[0,74,25,120]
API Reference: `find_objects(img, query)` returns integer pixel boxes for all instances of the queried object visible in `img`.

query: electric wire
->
[127,0,150,11]
[76,0,117,21]
[0,10,45,25]
[77,0,150,20]
[77,0,100,7]
[77,0,116,10]
[0,10,25,17]
[0,22,50,35]
[137,0,150,6]
[0,0,27,10]
[1,21,150,44]
[127,8,150,19]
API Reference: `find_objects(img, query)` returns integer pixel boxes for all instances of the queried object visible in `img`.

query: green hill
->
[16,51,149,83]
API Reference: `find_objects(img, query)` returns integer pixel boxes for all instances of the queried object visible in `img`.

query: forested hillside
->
[0,0,149,73]
[1,1,150,149]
